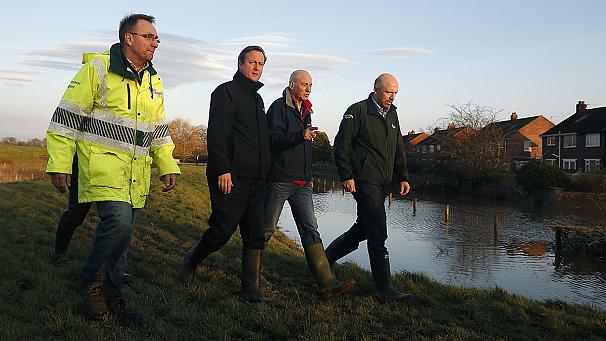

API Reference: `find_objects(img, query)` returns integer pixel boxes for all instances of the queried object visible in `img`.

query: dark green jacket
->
[333,93,408,184]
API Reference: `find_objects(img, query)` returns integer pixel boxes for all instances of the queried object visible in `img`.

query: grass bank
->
[0,144,47,183]
[0,165,605,340]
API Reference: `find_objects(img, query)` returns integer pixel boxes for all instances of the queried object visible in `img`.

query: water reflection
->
[275,182,606,310]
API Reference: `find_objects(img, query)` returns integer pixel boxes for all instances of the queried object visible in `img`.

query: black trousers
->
[338,180,389,255]
[55,155,92,254]
[195,174,266,255]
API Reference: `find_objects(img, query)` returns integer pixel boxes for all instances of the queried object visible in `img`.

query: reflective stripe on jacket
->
[46,43,180,208]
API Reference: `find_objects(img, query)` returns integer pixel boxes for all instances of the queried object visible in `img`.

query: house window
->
[585,159,601,172]
[515,161,528,170]
[546,137,556,146]
[563,135,576,148]
[586,133,600,147]
[523,141,532,152]
[562,159,577,171]
[422,145,427,153]
[436,144,441,151]
[545,159,556,165]
[429,145,434,153]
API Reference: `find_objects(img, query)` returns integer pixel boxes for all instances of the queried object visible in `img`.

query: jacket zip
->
[127,83,131,110]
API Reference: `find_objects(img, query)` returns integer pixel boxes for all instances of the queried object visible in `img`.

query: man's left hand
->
[161,173,177,192]
[399,181,410,196]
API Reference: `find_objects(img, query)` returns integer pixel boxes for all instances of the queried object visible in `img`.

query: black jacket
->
[267,88,313,182]
[333,93,408,184]
[206,71,270,178]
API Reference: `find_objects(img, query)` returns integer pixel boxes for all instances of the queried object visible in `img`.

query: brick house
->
[485,113,555,169]
[402,130,428,152]
[413,124,470,159]
[541,101,606,172]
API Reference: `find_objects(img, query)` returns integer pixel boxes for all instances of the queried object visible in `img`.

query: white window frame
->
[523,141,532,152]
[422,145,427,153]
[562,159,577,170]
[429,145,435,153]
[546,136,556,146]
[585,133,600,147]
[585,159,601,172]
[436,144,441,151]
[545,159,556,165]
[563,135,576,148]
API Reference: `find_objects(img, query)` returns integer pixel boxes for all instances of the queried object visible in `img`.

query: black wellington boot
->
[239,248,273,303]
[304,243,357,297]
[325,228,361,275]
[368,249,413,302]
[179,239,211,286]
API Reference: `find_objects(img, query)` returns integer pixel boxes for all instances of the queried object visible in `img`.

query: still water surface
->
[276,184,606,310]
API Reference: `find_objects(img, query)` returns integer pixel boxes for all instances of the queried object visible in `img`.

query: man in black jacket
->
[326,73,413,302]
[179,46,271,303]
[264,70,356,297]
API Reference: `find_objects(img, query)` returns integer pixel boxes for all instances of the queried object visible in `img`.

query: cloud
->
[367,47,434,59]
[6,31,353,89]
[223,33,295,48]
[261,52,355,88]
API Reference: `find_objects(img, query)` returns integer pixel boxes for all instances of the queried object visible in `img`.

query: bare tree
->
[435,102,504,178]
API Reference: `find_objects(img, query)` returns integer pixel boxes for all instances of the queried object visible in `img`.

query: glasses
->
[128,32,160,43]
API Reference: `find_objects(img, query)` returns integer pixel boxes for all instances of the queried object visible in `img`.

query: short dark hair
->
[119,14,156,44]
[237,46,267,65]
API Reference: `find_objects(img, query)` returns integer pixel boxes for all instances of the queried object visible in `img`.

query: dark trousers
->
[191,175,266,262]
[55,155,92,255]
[337,180,388,255]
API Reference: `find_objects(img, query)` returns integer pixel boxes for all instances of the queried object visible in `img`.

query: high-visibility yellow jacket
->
[46,43,180,208]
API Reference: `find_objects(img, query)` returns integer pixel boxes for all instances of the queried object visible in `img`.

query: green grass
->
[1,164,605,340]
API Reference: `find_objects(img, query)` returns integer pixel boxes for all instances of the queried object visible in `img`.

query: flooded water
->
[276,181,606,310]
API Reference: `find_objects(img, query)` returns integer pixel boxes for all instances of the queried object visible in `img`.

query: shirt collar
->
[371,94,389,116]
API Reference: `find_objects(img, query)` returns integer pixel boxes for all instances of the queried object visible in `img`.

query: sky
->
[1,0,605,141]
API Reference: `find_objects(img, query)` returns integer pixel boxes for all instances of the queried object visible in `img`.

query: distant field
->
[0,144,48,183]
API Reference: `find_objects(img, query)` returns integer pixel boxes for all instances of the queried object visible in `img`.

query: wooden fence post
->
[445,205,450,223]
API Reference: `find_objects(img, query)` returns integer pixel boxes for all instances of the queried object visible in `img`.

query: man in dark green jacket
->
[326,73,412,302]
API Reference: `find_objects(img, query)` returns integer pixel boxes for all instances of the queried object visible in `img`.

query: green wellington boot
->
[304,243,357,297]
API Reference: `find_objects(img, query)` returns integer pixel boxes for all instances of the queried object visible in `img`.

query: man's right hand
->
[342,179,356,193]
[50,173,71,193]
[218,173,233,194]
[303,127,319,141]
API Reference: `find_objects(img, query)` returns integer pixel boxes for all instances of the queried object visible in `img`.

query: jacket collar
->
[283,88,313,114]
[108,43,157,80]
[366,93,396,116]
[233,71,264,93]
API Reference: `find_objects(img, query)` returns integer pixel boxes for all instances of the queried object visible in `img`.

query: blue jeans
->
[264,181,322,247]
[80,201,138,301]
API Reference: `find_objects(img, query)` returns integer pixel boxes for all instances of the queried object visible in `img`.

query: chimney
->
[408,130,416,135]
[447,123,455,129]
[576,100,587,113]
[510,112,518,120]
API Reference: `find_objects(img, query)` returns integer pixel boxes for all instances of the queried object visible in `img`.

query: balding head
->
[373,73,399,109]
[289,70,313,106]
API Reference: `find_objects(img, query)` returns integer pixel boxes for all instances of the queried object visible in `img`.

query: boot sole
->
[320,278,357,297]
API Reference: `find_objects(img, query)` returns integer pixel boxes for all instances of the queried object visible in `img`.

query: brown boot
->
[83,282,107,320]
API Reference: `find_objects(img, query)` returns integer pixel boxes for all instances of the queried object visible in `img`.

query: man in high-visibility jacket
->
[46,13,180,323]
